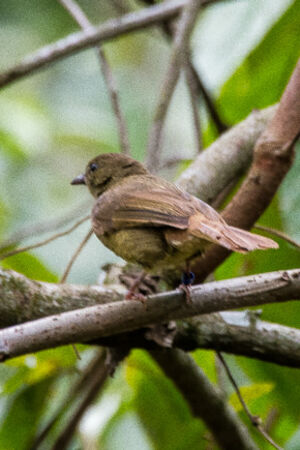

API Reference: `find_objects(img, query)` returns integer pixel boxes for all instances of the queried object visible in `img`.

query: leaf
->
[0,129,27,162]
[279,144,300,241]
[219,0,300,123]
[125,350,205,450]
[229,383,274,412]
[0,378,54,450]
[1,251,58,282]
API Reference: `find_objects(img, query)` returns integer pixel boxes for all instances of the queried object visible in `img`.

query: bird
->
[71,153,278,300]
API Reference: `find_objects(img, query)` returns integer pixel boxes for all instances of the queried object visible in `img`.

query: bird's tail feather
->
[190,219,278,253]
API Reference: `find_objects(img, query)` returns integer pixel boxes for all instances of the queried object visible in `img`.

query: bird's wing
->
[92,177,197,234]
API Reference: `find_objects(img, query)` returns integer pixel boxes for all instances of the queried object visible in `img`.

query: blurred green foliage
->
[0,0,299,448]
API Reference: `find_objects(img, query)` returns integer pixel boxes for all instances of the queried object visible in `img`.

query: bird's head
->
[71,153,148,197]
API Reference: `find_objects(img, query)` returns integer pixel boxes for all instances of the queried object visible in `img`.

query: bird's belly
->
[98,228,169,270]
[98,227,204,271]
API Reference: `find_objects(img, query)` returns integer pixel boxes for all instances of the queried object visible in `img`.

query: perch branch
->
[0,269,299,361]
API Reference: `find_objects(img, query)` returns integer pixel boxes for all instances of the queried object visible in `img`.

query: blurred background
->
[0,0,299,448]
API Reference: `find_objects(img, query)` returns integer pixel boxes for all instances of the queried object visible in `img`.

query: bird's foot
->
[179,271,195,305]
[125,271,148,306]
[125,290,147,305]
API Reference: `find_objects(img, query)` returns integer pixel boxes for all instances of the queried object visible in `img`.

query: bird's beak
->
[71,174,86,185]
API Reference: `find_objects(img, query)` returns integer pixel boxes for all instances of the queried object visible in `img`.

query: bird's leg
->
[179,261,195,304]
[125,271,147,303]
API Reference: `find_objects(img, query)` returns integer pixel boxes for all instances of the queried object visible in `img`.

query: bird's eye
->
[90,163,98,172]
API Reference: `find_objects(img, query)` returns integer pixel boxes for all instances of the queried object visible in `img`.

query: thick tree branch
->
[152,349,257,450]
[0,268,124,327]
[177,105,276,202]
[175,312,300,367]
[191,58,300,281]
[0,269,299,361]
[96,310,300,368]
[0,0,190,89]
[1,268,299,366]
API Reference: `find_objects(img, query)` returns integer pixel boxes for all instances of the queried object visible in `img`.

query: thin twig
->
[186,62,227,134]
[60,228,93,283]
[217,352,283,450]
[0,215,90,261]
[59,0,130,155]
[185,56,202,152]
[254,224,300,249]
[0,0,190,89]
[31,349,107,449]
[146,0,206,171]
[0,202,89,252]
[141,0,227,135]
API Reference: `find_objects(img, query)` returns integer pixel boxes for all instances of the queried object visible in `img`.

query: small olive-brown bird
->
[72,153,278,286]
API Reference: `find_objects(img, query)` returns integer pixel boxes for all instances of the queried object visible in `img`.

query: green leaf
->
[0,129,27,162]
[0,377,54,450]
[1,252,58,282]
[219,0,300,124]
[229,383,274,412]
[279,145,300,241]
[126,350,205,450]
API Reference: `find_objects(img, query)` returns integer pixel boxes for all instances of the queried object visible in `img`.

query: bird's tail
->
[189,217,278,253]
[221,225,279,253]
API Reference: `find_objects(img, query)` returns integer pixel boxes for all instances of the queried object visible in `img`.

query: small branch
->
[0,202,89,252]
[52,348,128,450]
[152,349,257,450]
[31,349,107,449]
[59,0,130,155]
[254,224,300,249]
[185,59,203,152]
[217,352,283,450]
[0,215,90,261]
[185,61,228,134]
[60,228,93,283]
[0,0,190,89]
[146,0,206,171]
[0,269,299,360]
[141,0,227,134]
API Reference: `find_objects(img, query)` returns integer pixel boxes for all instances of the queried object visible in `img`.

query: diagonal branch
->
[146,0,205,171]
[0,0,189,89]
[0,269,299,360]
[177,105,276,202]
[96,310,300,368]
[58,0,130,155]
[190,58,300,281]
[152,349,257,450]
[0,202,89,252]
